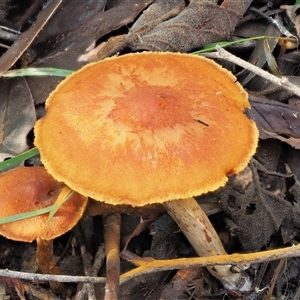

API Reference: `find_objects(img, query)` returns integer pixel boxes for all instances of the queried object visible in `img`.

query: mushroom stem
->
[163,197,251,291]
[36,237,62,292]
[103,213,121,300]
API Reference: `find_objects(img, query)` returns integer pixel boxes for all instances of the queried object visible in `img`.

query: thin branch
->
[0,269,106,284]
[1,243,300,286]
[73,223,96,300]
[120,243,300,284]
[202,45,300,97]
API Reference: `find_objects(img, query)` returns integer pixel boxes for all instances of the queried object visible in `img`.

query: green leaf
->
[0,182,74,226]
[192,36,290,54]
[0,65,74,226]
[0,205,53,224]
[3,68,73,78]
[0,172,74,226]
[0,147,40,171]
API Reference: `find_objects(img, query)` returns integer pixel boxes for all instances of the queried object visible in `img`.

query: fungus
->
[0,167,88,291]
[34,52,258,290]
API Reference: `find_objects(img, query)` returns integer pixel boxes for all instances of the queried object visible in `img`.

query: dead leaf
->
[241,21,280,86]
[248,94,300,149]
[280,225,299,244]
[0,0,62,76]
[0,276,25,299]
[146,214,189,259]
[277,51,300,76]
[23,0,152,105]
[262,130,300,149]
[264,37,281,77]
[286,172,300,229]
[281,4,300,37]
[220,162,292,251]
[160,268,205,300]
[89,0,186,60]
[108,0,252,54]
[123,218,158,251]
[235,185,289,250]
[0,77,35,161]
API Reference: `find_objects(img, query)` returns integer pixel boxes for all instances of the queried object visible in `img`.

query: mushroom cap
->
[34,52,258,206]
[0,167,88,242]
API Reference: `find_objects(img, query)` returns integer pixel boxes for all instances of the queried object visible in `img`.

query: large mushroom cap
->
[35,52,258,206]
[0,167,88,242]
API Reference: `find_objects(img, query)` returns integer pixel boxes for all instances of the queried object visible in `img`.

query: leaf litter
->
[1,0,300,299]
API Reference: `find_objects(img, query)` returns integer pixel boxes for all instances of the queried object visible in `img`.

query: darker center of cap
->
[109,86,191,130]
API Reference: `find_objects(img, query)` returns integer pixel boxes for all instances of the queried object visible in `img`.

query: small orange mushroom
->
[34,52,258,290]
[0,167,88,291]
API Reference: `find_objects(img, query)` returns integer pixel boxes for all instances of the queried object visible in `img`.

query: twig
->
[73,224,96,300]
[92,243,106,276]
[0,0,62,76]
[119,243,300,284]
[0,269,106,284]
[202,46,300,97]
[249,7,297,39]
[264,259,286,300]
[1,244,300,287]
[17,0,42,29]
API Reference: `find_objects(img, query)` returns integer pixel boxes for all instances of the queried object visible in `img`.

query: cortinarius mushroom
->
[34,52,258,290]
[0,167,88,290]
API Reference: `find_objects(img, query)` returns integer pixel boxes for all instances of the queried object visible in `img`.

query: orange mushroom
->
[0,167,88,291]
[34,52,258,290]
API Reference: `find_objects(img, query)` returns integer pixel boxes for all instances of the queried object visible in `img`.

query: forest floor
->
[1,0,300,299]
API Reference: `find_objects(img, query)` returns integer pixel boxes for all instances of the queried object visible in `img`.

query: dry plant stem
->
[264,258,287,300]
[2,243,300,285]
[17,0,42,28]
[203,46,300,97]
[36,238,62,293]
[163,197,251,291]
[120,244,300,284]
[92,243,106,276]
[73,224,96,300]
[103,213,121,300]
[0,0,62,76]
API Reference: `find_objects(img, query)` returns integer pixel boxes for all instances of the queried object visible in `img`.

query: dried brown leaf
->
[111,0,252,53]
[123,218,157,251]
[4,0,152,106]
[281,4,300,37]
[248,95,300,149]
[160,268,205,300]
[286,171,300,229]
[0,276,25,299]
[0,0,62,76]
[240,20,280,85]
[221,171,290,250]
[0,77,35,160]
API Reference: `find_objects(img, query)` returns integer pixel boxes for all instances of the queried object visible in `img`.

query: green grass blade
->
[0,205,53,224]
[3,67,73,78]
[0,147,40,171]
[192,35,288,54]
